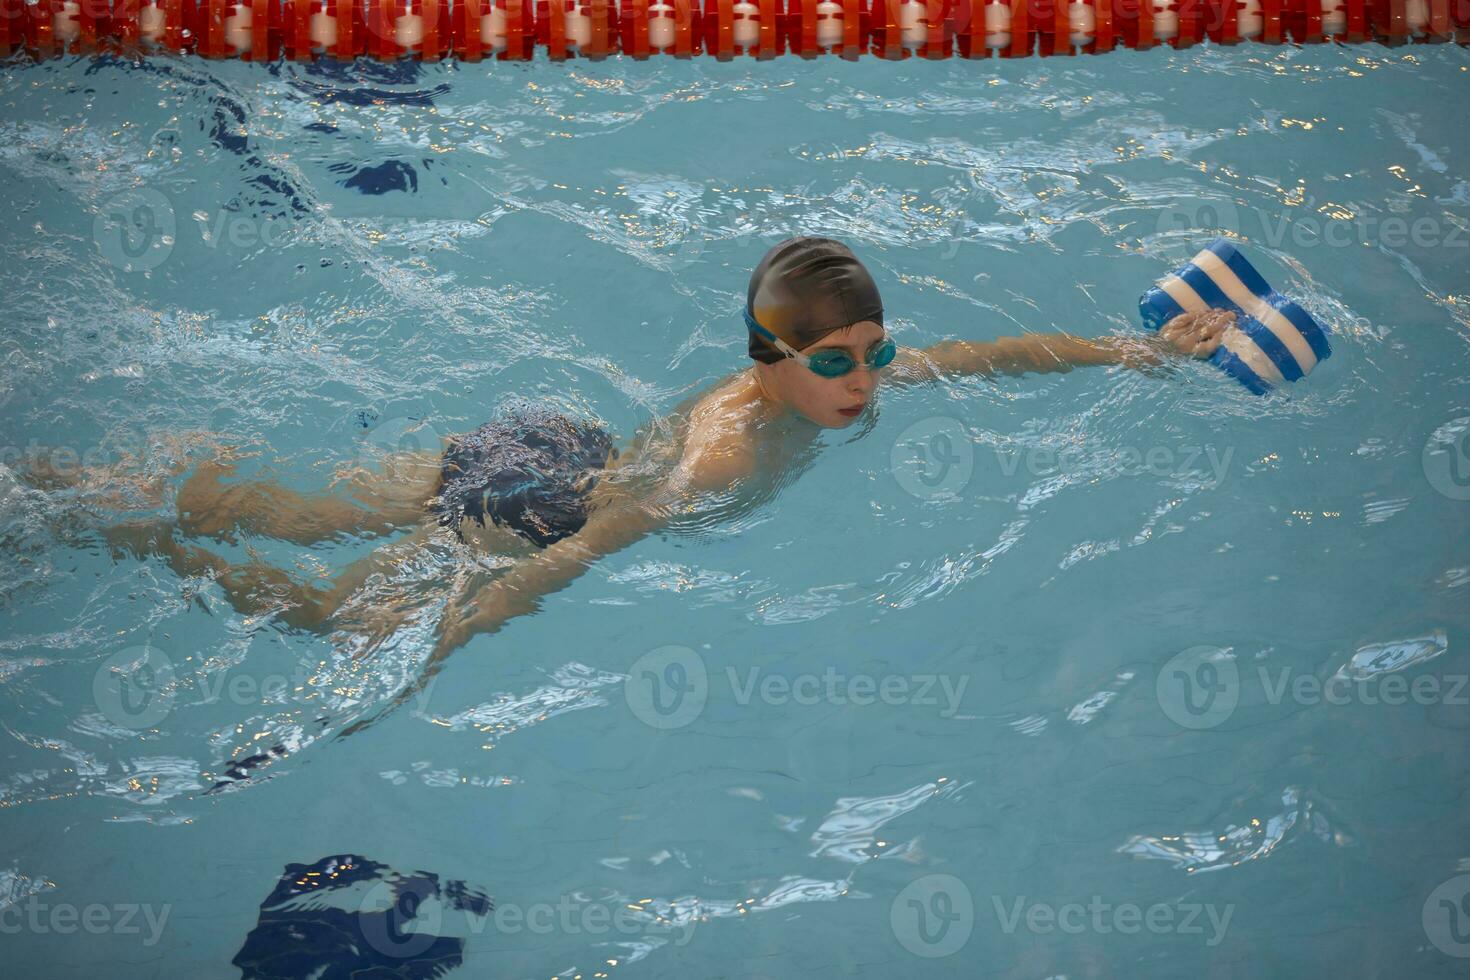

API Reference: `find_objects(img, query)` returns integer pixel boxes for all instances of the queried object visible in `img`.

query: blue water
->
[2,42,1470,979]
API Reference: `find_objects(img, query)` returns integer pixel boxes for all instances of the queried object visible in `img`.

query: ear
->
[751,361,783,400]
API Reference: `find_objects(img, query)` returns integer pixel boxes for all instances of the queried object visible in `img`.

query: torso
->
[588,368,817,523]
[435,369,820,552]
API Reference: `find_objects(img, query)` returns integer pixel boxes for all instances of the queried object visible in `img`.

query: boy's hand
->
[433,585,533,658]
[339,601,418,658]
[1158,310,1235,359]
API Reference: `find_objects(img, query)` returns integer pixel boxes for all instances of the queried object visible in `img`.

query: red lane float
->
[1,0,1465,57]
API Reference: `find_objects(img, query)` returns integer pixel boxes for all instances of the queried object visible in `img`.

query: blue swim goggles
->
[744,308,897,379]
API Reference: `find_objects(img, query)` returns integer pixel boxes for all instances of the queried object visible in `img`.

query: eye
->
[811,352,852,377]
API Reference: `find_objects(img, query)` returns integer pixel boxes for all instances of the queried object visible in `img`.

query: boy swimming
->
[81,235,1232,711]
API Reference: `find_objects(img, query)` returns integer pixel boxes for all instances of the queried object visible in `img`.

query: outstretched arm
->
[338,497,665,737]
[430,431,754,662]
[885,310,1234,386]
[433,495,666,656]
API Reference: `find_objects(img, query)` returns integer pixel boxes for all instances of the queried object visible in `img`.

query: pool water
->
[2,41,1470,979]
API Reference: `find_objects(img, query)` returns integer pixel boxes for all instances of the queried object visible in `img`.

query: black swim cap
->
[746,236,884,365]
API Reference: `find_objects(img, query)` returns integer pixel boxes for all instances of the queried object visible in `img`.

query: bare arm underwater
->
[340,430,756,734]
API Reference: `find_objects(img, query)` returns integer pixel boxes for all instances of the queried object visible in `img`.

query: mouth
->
[837,403,865,418]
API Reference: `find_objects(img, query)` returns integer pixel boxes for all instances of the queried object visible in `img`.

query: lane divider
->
[2,0,1466,59]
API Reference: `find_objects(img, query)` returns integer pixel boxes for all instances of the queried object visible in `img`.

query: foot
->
[14,430,231,510]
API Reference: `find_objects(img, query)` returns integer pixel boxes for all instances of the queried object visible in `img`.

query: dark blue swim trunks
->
[430,404,617,549]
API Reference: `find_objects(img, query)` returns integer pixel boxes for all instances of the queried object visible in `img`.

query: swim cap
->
[746,236,884,365]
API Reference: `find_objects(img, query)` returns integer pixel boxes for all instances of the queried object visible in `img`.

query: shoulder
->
[685,435,757,491]
[885,345,940,384]
[677,421,758,494]
[672,377,763,494]
[884,344,976,386]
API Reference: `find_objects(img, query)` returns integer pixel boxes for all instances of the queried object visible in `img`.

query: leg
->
[10,430,223,510]
[106,521,435,632]
[331,449,449,528]
[176,451,443,547]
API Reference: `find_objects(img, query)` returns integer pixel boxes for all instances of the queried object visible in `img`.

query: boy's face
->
[761,320,886,428]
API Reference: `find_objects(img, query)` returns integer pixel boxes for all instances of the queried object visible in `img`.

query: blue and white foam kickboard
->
[1139,239,1331,394]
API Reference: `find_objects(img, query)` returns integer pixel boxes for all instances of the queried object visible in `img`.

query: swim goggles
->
[744,308,897,379]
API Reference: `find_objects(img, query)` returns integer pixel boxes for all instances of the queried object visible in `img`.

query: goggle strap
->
[743,308,807,363]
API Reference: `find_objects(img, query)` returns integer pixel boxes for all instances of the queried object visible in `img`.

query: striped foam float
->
[1139,238,1332,393]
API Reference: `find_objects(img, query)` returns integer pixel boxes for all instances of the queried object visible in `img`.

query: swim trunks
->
[429,404,618,548]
